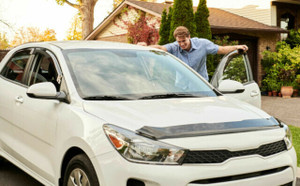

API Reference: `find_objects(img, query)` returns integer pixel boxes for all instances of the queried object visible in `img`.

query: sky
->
[0,0,115,41]
[0,0,269,42]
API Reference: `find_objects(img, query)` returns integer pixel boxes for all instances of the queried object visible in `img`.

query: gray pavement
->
[261,96,300,127]
[0,158,42,186]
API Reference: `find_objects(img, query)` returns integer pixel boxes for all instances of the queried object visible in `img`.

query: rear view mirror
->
[218,79,245,94]
[27,82,69,103]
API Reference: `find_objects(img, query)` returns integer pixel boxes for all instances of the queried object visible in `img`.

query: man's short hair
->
[173,26,190,38]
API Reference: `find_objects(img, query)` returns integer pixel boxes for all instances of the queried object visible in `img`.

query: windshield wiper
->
[138,93,200,100]
[83,95,132,100]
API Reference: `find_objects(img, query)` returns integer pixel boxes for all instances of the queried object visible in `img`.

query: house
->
[85,0,290,84]
[206,0,300,31]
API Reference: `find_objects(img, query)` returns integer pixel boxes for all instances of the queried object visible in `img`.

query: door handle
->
[15,96,24,103]
[250,91,259,97]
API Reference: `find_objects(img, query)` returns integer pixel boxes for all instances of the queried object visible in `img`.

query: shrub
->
[261,41,300,90]
[285,29,300,48]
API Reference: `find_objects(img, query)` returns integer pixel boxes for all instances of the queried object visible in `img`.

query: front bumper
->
[92,147,297,186]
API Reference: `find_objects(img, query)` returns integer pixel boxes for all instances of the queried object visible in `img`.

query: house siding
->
[96,34,128,43]
[96,6,160,40]
[222,6,271,26]
[98,7,139,38]
[207,0,272,25]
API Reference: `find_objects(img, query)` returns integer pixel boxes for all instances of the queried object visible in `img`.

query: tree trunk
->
[80,0,97,39]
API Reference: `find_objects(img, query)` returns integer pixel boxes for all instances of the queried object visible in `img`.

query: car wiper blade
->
[83,95,132,100]
[138,93,200,100]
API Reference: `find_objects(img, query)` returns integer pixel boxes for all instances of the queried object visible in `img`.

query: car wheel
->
[63,154,99,186]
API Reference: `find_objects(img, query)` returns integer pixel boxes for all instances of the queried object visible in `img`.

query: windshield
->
[63,49,217,100]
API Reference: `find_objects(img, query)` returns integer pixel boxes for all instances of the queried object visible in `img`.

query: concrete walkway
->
[261,96,300,127]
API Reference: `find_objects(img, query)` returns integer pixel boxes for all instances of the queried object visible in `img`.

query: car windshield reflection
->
[63,49,216,100]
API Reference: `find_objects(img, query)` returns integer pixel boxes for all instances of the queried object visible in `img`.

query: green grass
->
[289,125,300,167]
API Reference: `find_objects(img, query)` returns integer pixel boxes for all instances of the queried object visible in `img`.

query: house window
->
[280,13,295,40]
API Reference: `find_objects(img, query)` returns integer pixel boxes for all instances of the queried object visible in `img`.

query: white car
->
[0,41,296,186]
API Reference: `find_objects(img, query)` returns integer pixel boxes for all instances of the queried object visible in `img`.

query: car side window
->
[27,51,60,90]
[222,55,249,84]
[0,50,31,84]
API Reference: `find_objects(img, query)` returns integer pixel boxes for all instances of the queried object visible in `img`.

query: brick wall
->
[256,33,279,85]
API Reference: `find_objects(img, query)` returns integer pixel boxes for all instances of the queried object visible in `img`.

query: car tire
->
[63,154,99,186]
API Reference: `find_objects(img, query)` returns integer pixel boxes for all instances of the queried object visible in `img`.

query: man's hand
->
[236,45,248,52]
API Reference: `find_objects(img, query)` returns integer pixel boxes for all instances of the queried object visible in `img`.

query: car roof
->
[17,40,158,51]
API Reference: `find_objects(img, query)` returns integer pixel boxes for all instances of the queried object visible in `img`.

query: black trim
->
[190,166,289,184]
[137,117,280,140]
[221,88,245,94]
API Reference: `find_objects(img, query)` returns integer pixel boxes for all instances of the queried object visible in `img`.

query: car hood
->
[83,96,274,135]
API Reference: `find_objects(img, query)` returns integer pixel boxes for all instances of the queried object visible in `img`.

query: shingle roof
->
[127,0,286,32]
[86,0,287,40]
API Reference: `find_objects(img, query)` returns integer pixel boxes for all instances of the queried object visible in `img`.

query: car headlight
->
[282,122,292,150]
[103,124,187,165]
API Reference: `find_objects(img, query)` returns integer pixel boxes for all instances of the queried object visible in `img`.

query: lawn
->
[289,125,300,167]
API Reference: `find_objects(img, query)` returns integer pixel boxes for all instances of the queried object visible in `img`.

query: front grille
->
[183,140,287,164]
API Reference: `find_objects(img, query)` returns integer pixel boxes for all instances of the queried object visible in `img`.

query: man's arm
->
[137,42,168,52]
[217,45,248,54]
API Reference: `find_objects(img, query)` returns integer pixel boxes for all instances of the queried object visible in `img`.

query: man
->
[139,26,248,81]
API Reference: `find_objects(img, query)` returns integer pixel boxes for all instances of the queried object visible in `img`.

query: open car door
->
[210,50,261,108]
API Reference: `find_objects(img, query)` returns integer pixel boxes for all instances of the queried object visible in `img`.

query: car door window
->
[222,55,250,84]
[27,51,60,90]
[0,50,31,83]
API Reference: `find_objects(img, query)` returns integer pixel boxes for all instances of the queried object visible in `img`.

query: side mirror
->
[218,79,245,94]
[27,82,69,103]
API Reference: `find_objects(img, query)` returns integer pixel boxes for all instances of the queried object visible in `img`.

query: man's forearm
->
[217,45,248,54]
[137,42,168,52]
[148,45,168,52]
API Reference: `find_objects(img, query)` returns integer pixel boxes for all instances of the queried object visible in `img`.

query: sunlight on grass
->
[289,125,300,167]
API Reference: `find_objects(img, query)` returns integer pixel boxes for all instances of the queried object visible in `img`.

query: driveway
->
[0,158,42,186]
[261,96,300,127]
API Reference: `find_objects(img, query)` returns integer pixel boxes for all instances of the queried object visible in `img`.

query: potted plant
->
[263,76,276,96]
[279,68,295,98]
[268,79,279,97]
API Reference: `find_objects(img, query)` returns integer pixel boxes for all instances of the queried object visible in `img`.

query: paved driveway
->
[261,96,300,127]
[0,158,42,186]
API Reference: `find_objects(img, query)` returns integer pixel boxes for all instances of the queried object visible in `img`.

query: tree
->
[169,0,196,42]
[158,9,168,45]
[194,0,212,40]
[126,12,159,45]
[41,28,57,41]
[114,7,159,45]
[11,27,57,46]
[0,33,9,49]
[55,0,98,39]
[167,6,173,42]
[66,14,82,40]
[158,7,172,45]
[113,0,123,9]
